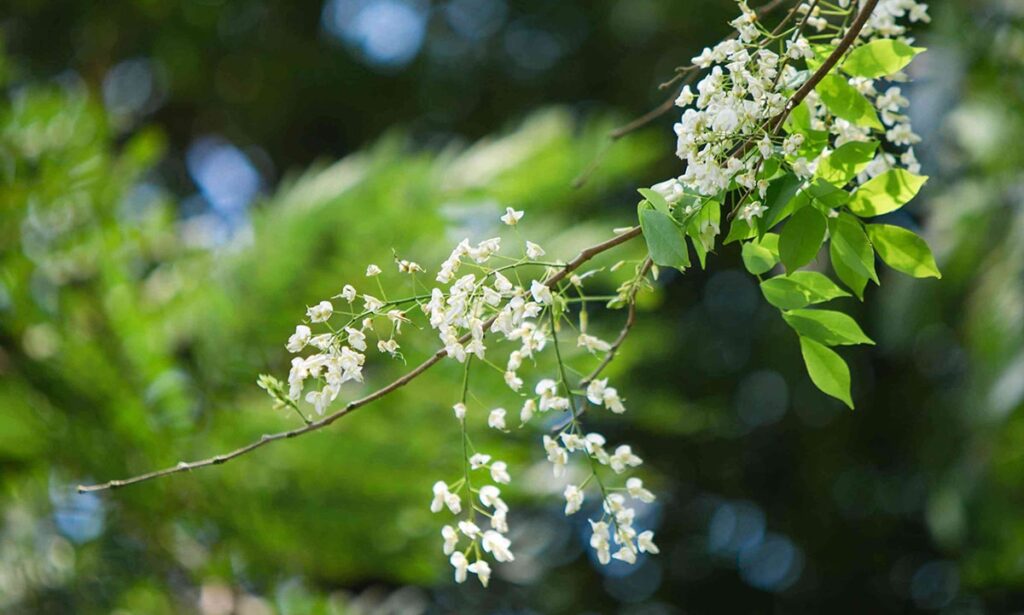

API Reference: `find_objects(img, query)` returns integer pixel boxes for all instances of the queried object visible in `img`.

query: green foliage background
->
[2,0,1024,612]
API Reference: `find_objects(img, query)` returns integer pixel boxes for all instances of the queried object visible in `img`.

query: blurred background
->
[2,0,1023,612]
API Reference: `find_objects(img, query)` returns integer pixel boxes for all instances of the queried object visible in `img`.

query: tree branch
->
[78,226,643,493]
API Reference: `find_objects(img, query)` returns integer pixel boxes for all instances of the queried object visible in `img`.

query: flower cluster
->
[260,207,657,587]
[651,0,930,225]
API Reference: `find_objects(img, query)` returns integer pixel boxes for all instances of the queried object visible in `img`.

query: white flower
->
[481,530,515,562]
[344,327,366,351]
[626,477,656,503]
[450,552,468,583]
[442,525,459,555]
[431,481,458,514]
[469,453,492,469]
[490,461,511,484]
[453,402,467,420]
[525,241,545,260]
[520,398,536,423]
[365,264,382,277]
[363,294,384,313]
[586,378,607,405]
[612,546,637,564]
[564,484,584,515]
[738,201,768,223]
[307,300,333,323]
[578,333,611,354]
[340,285,357,302]
[504,371,523,391]
[479,485,508,512]
[675,85,695,107]
[638,530,660,554]
[286,325,312,353]
[488,407,507,430]
[543,435,569,477]
[590,520,612,564]
[529,279,553,305]
[377,339,400,355]
[397,260,423,273]
[500,207,524,226]
[609,445,643,474]
[468,560,491,587]
[458,520,481,539]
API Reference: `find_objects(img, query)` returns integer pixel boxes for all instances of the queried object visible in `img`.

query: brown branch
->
[78,226,643,493]
[729,0,880,164]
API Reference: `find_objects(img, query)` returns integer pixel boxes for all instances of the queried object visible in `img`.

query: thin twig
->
[78,227,643,493]
[606,0,793,143]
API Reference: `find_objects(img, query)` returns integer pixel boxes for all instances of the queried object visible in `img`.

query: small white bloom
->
[468,560,491,587]
[482,530,515,562]
[638,530,660,554]
[340,285,357,302]
[609,445,643,474]
[307,300,333,323]
[377,339,400,355]
[490,461,511,484]
[365,264,382,277]
[500,207,524,226]
[450,552,468,583]
[564,484,584,515]
[488,407,507,430]
[578,333,611,354]
[612,545,637,564]
[479,485,508,512]
[525,241,545,260]
[529,279,553,305]
[626,477,656,503]
[453,402,467,420]
[469,453,492,469]
[286,325,312,353]
[520,398,537,423]
[442,525,459,555]
[458,520,481,539]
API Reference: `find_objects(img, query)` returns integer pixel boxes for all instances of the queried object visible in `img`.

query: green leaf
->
[830,213,878,284]
[815,141,878,186]
[686,200,721,269]
[724,217,756,244]
[741,233,780,275]
[830,240,868,300]
[799,337,854,408]
[639,205,690,269]
[865,223,941,279]
[816,73,884,131]
[779,206,827,272]
[759,173,804,233]
[637,188,669,214]
[760,271,850,310]
[848,169,928,217]
[842,40,925,78]
[783,309,874,346]
[805,179,852,208]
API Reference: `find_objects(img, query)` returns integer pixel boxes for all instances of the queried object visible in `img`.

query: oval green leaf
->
[799,337,854,408]
[848,169,928,217]
[865,223,941,279]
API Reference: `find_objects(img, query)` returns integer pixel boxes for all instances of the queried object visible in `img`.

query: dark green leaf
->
[830,213,878,283]
[760,271,850,310]
[637,188,669,213]
[741,233,780,275]
[639,205,690,269]
[783,309,874,346]
[779,206,827,272]
[830,240,868,300]
[759,173,804,233]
